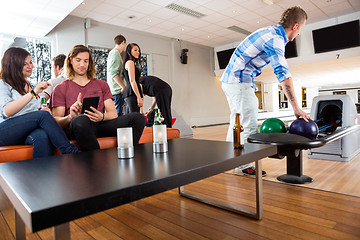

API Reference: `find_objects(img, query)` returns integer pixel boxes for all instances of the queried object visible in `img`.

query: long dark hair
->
[0,47,31,95]
[122,43,141,78]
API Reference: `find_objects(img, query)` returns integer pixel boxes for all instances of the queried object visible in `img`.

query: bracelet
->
[101,112,105,121]
[30,90,39,99]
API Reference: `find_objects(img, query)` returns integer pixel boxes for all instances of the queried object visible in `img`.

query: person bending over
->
[140,75,173,128]
[220,6,310,176]
[51,45,145,151]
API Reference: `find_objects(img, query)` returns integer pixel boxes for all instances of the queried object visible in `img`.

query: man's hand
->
[84,107,103,122]
[69,93,82,120]
[294,107,310,122]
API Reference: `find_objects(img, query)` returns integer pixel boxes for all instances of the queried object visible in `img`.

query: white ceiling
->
[0,0,359,88]
[70,0,360,47]
[0,0,82,38]
[1,0,359,48]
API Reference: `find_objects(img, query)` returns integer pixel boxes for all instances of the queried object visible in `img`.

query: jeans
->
[0,111,79,158]
[69,112,145,151]
[222,82,259,170]
[113,93,125,117]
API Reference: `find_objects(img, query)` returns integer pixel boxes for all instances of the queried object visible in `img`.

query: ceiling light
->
[227,26,252,35]
[263,0,273,5]
[166,3,206,18]
[149,20,152,23]
[81,1,85,5]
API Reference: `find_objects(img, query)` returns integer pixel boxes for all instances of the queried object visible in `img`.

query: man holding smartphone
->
[50,45,145,151]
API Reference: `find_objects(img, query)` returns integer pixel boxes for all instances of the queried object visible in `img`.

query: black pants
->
[156,87,172,128]
[124,96,140,114]
[69,113,145,151]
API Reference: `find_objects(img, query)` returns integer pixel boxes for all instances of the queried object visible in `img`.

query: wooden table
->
[0,138,276,239]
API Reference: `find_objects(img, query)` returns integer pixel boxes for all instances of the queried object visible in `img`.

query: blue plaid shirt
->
[220,24,291,88]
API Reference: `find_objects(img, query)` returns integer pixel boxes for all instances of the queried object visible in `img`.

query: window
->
[25,39,51,86]
[89,46,111,81]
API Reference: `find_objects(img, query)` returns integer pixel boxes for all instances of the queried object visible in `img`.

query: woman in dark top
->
[140,75,173,128]
[122,43,143,114]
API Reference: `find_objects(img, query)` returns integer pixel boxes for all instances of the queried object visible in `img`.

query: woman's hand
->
[34,81,50,94]
[145,108,153,116]
[40,106,52,114]
[137,97,143,108]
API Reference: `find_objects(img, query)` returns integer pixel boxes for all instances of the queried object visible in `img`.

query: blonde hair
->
[65,45,95,80]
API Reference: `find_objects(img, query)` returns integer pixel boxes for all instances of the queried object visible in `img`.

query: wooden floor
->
[0,125,360,239]
[191,124,360,197]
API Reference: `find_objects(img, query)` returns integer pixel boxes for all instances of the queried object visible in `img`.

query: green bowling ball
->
[260,118,287,133]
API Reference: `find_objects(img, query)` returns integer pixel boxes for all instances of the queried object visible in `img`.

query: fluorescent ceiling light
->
[227,26,252,35]
[166,3,206,18]
[263,0,274,5]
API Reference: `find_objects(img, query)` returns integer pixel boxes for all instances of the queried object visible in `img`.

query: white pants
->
[222,82,259,170]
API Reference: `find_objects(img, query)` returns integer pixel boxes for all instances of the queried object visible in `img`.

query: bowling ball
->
[260,118,287,133]
[289,118,319,140]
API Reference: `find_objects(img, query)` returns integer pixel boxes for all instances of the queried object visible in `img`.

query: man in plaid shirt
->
[220,6,309,176]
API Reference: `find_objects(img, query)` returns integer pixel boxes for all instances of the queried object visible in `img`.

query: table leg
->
[277,149,313,184]
[15,210,25,240]
[179,160,263,220]
[53,222,70,240]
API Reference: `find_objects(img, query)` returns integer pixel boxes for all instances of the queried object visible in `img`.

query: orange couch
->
[0,127,180,163]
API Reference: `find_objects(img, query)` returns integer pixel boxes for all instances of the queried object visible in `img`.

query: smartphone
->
[81,96,100,114]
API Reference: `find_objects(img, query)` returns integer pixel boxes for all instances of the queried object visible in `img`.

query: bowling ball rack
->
[248,125,360,184]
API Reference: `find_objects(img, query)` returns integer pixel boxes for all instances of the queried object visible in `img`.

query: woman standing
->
[0,47,79,158]
[122,43,143,114]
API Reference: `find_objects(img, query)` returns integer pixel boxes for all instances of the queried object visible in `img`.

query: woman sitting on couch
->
[0,47,79,158]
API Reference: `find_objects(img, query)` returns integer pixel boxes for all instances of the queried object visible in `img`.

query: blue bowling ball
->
[289,118,319,140]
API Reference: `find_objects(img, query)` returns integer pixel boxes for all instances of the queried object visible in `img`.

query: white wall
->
[46,11,359,127]
[46,15,229,127]
[289,11,360,66]
[319,88,359,104]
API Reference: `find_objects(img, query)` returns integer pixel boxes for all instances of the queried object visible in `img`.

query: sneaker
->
[242,166,267,177]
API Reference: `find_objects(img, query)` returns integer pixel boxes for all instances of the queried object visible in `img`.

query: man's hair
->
[66,45,95,80]
[114,34,126,45]
[279,6,308,29]
[52,54,66,69]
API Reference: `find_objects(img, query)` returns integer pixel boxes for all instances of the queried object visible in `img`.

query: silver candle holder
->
[117,127,134,158]
[153,124,168,153]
